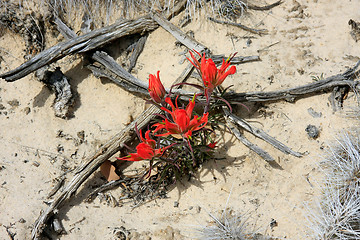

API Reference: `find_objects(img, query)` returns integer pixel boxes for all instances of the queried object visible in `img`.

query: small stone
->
[306,124,320,139]
[8,99,19,107]
[23,107,31,115]
[307,107,322,118]
[32,161,40,167]
[0,104,5,110]
[19,218,26,223]
[196,206,201,213]
[173,201,179,208]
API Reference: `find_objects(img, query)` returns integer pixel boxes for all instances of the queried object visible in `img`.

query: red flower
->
[187,50,236,93]
[153,96,208,138]
[117,130,171,161]
[207,141,217,149]
[148,71,166,103]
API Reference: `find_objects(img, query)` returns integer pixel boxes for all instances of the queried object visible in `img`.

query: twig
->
[223,108,302,157]
[208,17,268,36]
[211,54,261,64]
[85,179,127,202]
[226,119,275,162]
[151,11,208,53]
[247,0,283,11]
[224,61,360,103]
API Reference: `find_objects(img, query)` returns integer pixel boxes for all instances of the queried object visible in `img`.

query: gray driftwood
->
[248,0,283,11]
[224,61,360,103]
[223,108,302,158]
[225,119,275,162]
[208,17,268,35]
[151,12,208,53]
[1,16,158,81]
[35,67,73,118]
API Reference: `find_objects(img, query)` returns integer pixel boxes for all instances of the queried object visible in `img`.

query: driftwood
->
[151,12,208,53]
[1,16,158,82]
[208,17,268,35]
[247,0,283,11]
[224,61,360,103]
[223,108,302,158]
[226,119,275,162]
[35,67,73,118]
[0,0,189,82]
[127,34,148,72]
[212,54,261,64]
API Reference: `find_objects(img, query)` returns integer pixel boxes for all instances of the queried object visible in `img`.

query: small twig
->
[224,61,360,103]
[85,179,127,202]
[226,120,275,162]
[151,11,208,53]
[211,55,261,65]
[247,0,283,11]
[208,17,268,36]
[224,108,302,157]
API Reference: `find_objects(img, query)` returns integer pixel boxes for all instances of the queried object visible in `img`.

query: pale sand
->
[0,0,360,239]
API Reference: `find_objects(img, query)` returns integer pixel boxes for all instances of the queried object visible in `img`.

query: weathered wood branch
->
[247,0,283,11]
[224,61,360,103]
[208,17,268,35]
[1,15,158,82]
[151,12,208,53]
[128,34,148,72]
[223,108,302,158]
[225,119,275,162]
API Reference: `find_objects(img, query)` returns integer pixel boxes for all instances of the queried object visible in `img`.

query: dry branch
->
[151,12,208,53]
[208,17,268,35]
[226,120,275,162]
[223,108,301,158]
[247,0,283,11]
[128,34,148,72]
[1,15,158,82]
[224,61,360,103]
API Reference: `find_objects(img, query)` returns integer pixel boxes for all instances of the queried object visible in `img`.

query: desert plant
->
[308,130,360,239]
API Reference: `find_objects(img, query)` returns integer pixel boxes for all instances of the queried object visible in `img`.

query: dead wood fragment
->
[151,12,208,53]
[0,15,159,82]
[128,34,148,72]
[36,67,73,119]
[211,54,261,65]
[226,120,275,162]
[349,19,360,42]
[208,17,268,35]
[54,17,77,39]
[86,179,127,202]
[223,108,302,158]
[224,61,360,103]
[247,0,283,11]
[329,85,350,112]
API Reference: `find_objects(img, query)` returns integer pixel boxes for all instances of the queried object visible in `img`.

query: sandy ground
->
[0,0,360,239]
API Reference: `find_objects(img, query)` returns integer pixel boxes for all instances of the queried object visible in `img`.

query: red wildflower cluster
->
[118,50,236,167]
[153,96,208,139]
[117,130,171,161]
[187,50,236,98]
